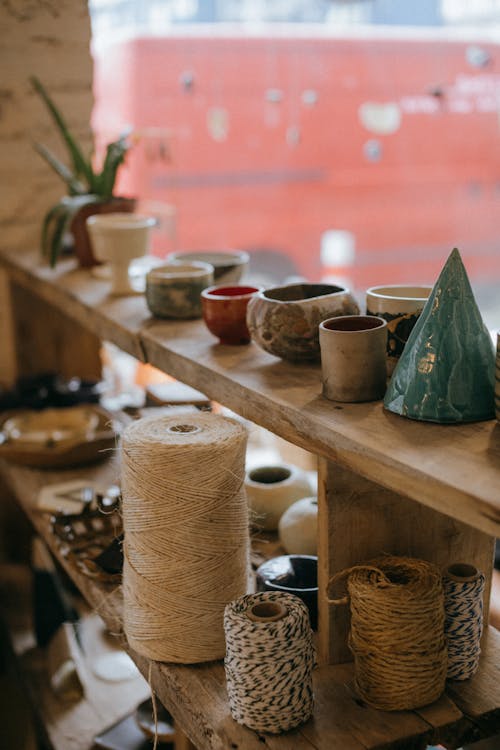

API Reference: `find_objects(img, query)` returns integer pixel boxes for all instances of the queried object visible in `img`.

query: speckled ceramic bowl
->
[167,250,249,285]
[246,282,360,362]
[146,261,214,319]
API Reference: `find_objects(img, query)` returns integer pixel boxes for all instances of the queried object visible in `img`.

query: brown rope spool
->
[328,555,447,711]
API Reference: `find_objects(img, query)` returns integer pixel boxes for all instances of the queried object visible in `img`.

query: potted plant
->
[31,75,135,268]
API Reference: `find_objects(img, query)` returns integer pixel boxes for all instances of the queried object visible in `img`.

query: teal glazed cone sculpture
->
[384,248,495,423]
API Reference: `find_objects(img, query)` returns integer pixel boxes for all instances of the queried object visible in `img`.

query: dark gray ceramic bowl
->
[256,554,318,629]
[167,250,249,285]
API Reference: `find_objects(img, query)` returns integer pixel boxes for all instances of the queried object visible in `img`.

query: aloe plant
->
[31,75,131,267]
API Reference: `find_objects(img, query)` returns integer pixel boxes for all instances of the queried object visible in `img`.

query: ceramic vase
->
[245,463,312,531]
[278,497,318,556]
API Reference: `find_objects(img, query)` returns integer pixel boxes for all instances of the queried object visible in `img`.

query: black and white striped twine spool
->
[443,563,485,681]
[224,591,315,734]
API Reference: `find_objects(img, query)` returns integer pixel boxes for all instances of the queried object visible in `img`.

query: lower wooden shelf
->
[2,455,500,750]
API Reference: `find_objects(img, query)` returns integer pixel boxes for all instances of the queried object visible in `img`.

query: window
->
[90,0,500,327]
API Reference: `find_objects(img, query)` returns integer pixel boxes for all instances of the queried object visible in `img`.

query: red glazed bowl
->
[201,285,263,345]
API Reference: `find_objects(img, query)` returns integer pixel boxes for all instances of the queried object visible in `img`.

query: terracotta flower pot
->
[70,196,136,268]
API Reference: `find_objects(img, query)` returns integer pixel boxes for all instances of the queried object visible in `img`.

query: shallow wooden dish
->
[0,405,118,468]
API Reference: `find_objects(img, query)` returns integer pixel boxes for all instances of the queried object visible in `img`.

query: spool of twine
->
[327,555,447,711]
[224,591,315,733]
[121,413,249,663]
[443,563,485,681]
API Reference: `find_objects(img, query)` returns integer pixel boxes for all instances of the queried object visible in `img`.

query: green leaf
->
[34,142,86,195]
[30,75,94,189]
[95,135,130,199]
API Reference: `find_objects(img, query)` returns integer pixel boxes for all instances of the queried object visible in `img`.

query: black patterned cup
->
[366,285,432,376]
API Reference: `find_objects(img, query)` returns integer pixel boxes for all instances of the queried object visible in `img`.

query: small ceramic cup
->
[201,284,262,345]
[366,285,432,375]
[495,332,500,422]
[319,315,387,403]
[145,261,214,319]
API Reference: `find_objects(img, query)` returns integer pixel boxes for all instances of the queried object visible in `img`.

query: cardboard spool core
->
[446,563,479,582]
[246,601,288,623]
[167,424,202,434]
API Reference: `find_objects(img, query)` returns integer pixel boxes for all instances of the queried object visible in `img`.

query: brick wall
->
[0,1,94,384]
[0,0,94,253]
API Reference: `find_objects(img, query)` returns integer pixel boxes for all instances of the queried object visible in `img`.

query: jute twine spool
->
[121,413,249,663]
[443,563,485,681]
[327,555,447,711]
[224,591,315,733]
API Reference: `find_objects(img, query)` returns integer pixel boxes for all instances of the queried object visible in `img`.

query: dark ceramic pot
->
[70,196,136,268]
[201,284,262,345]
[256,554,318,629]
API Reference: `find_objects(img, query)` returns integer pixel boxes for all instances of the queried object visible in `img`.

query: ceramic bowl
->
[168,250,249,285]
[256,554,318,630]
[201,284,262,345]
[246,282,360,362]
[145,261,214,319]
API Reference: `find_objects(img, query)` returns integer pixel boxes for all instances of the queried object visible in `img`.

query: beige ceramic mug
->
[366,285,432,375]
[319,315,387,403]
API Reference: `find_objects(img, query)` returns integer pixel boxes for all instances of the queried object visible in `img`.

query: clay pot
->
[70,196,136,268]
[246,282,360,362]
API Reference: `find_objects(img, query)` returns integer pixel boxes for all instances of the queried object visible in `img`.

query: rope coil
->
[121,413,249,663]
[224,591,315,733]
[443,563,485,681]
[327,555,447,711]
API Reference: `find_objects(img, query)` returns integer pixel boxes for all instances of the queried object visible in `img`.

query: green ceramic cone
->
[383,248,495,423]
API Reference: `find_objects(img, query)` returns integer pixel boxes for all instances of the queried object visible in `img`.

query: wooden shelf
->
[1,248,500,749]
[1,249,499,539]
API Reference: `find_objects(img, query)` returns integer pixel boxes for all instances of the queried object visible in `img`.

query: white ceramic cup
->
[366,285,432,375]
[319,315,387,403]
[86,213,156,295]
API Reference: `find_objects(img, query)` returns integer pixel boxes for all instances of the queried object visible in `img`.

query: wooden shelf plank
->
[1,249,499,539]
[1,456,499,750]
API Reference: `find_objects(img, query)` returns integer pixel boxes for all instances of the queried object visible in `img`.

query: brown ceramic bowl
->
[201,285,263,345]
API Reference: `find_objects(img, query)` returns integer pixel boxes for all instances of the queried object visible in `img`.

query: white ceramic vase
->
[245,463,312,531]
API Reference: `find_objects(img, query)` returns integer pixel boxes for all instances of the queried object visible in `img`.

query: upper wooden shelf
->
[1,249,500,539]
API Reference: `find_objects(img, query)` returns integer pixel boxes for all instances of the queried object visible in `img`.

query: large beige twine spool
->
[121,413,249,663]
[328,556,448,711]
